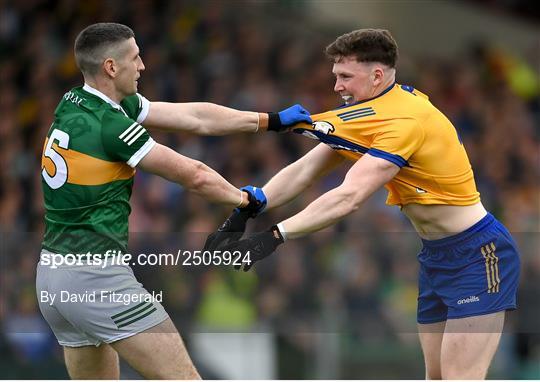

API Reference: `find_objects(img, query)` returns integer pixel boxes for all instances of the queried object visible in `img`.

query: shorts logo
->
[481,242,500,293]
[457,295,480,305]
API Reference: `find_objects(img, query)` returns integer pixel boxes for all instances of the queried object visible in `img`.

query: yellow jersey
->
[293,83,480,206]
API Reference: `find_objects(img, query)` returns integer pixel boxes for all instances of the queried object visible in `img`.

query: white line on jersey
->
[127,128,146,146]
[119,122,139,140]
[123,124,144,143]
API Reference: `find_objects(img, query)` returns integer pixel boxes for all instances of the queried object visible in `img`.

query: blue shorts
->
[417,213,520,324]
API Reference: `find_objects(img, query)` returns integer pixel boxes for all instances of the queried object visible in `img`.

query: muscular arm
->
[263,143,345,210]
[138,143,248,207]
[280,154,400,239]
[143,102,264,135]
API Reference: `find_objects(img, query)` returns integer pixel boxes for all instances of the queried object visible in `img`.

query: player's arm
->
[222,119,423,271]
[202,143,343,252]
[101,112,265,209]
[138,143,249,207]
[222,154,400,271]
[143,102,311,135]
[263,143,345,210]
[279,153,399,238]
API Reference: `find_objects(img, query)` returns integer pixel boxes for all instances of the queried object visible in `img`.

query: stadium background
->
[0,0,538,379]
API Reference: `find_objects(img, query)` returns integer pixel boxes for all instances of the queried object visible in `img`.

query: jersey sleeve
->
[120,93,150,123]
[101,111,156,168]
[367,118,424,167]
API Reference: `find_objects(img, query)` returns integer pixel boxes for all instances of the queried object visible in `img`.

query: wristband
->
[276,222,287,241]
[255,112,259,133]
[267,112,281,132]
[235,190,244,208]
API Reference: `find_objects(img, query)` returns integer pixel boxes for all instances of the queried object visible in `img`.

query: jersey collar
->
[334,82,396,110]
[82,83,128,117]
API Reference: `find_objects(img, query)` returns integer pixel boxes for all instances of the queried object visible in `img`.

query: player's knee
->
[143,365,199,380]
[423,354,442,379]
[425,367,442,380]
[441,364,487,380]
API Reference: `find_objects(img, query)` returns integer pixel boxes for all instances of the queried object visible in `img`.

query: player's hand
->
[223,225,284,271]
[204,209,251,252]
[268,104,312,132]
[203,186,267,252]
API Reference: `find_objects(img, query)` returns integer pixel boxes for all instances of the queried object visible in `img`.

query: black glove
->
[203,209,251,252]
[203,186,266,252]
[223,225,284,271]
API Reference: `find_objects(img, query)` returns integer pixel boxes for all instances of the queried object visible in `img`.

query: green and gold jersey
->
[41,84,154,255]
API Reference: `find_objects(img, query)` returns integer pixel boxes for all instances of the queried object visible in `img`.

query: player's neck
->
[372,74,396,98]
[84,77,123,104]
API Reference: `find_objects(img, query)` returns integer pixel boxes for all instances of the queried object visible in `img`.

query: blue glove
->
[237,185,267,217]
[268,104,312,132]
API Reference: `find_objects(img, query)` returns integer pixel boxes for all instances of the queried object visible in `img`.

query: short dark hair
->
[74,23,135,76]
[325,29,398,68]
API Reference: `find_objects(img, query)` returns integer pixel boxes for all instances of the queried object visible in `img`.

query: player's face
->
[115,38,145,97]
[332,56,378,105]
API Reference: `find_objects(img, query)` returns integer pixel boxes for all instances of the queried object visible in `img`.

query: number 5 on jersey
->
[42,129,70,189]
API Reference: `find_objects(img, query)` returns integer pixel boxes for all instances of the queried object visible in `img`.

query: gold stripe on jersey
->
[481,242,500,293]
[42,138,135,186]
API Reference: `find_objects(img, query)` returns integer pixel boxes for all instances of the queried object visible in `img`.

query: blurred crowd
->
[0,0,538,378]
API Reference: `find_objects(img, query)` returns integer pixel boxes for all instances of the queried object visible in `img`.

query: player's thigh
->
[418,321,446,380]
[441,311,504,379]
[64,343,119,379]
[110,318,200,380]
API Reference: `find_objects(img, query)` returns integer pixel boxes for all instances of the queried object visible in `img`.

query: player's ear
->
[103,57,117,78]
[372,67,384,85]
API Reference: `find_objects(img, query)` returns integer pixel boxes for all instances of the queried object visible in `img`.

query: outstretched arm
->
[201,144,343,252]
[263,143,345,210]
[280,153,399,238]
[144,102,311,135]
[219,153,400,271]
[138,143,248,207]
